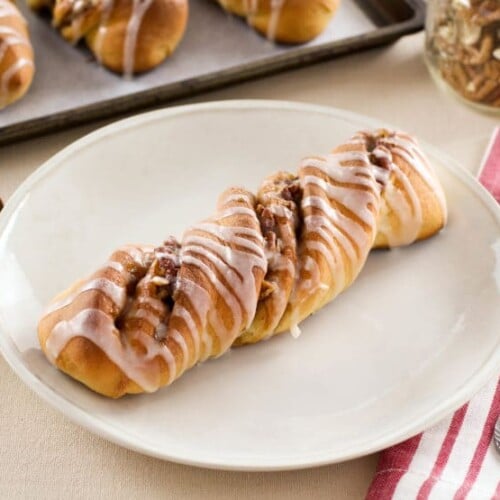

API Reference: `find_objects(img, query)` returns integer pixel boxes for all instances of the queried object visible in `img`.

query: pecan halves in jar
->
[428,0,500,108]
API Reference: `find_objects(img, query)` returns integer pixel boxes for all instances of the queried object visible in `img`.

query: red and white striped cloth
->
[479,128,500,203]
[366,128,500,500]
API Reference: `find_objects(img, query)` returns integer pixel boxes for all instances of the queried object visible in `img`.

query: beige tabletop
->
[0,32,498,500]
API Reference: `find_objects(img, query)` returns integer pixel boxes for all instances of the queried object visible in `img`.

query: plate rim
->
[1,99,499,471]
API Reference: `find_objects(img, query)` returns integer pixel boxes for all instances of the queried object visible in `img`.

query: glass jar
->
[425,0,500,113]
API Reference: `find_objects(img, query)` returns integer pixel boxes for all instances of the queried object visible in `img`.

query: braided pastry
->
[28,0,188,75]
[38,129,447,398]
[0,0,34,109]
[215,0,340,43]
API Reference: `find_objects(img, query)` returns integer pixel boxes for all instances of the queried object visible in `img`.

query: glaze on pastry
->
[0,0,34,108]
[28,0,188,75]
[38,129,447,398]
[216,0,341,43]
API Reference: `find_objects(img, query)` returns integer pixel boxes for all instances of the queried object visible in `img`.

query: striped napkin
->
[479,128,500,203]
[366,128,500,500]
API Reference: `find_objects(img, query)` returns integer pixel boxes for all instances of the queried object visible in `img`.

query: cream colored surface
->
[0,32,498,499]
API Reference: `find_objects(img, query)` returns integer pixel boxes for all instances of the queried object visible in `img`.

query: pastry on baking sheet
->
[28,0,188,75]
[0,0,34,109]
[215,0,341,43]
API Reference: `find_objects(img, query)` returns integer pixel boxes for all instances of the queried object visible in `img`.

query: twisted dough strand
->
[38,129,447,398]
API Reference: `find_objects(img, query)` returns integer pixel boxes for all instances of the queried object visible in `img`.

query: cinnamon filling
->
[256,176,302,300]
[259,206,278,255]
[357,131,394,187]
[113,239,179,332]
[152,236,181,305]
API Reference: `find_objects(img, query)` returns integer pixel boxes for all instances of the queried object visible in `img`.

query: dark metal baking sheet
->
[0,0,425,145]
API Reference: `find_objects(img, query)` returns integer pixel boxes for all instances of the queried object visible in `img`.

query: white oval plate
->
[1,101,499,471]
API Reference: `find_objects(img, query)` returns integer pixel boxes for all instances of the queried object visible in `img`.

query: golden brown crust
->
[234,172,299,345]
[30,0,188,74]
[38,130,447,398]
[0,0,35,109]
[84,0,188,74]
[217,0,340,43]
[372,132,447,249]
[57,337,141,398]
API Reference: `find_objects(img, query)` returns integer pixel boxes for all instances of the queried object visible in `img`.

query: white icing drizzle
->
[219,206,256,219]
[181,253,243,336]
[44,245,152,316]
[365,131,445,247]
[105,259,125,273]
[0,58,31,97]
[122,0,154,78]
[42,130,447,395]
[46,308,172,392]
[170,329,189,374]
[93,0,113,63]
[122,284,180,383]
[44,245,180,391]
[76,0,160,74]
[303,239,340,295]
[0,27,29,48]
[105,260,131,281]
[224,192,254,204]
[46,193,266,391]
[180,197,267,351]
[44,277,126,316]
[171,304,200,361]
[174,277,213,361]
[240,0,285,42]
[266,0,285,41]
[196,223,264,257]
[46,308,114,364]
[294,148,382,303]
[133,307,161,326]
[86,265,179,388]
[302,191,370,256]
[0,2,18,19]
[121,244,154,265]
[386,134,447,220]
[302,184,374,252]
[303,255,320,287]
[241,0,286,42]
[379,169,422,247]
[379,149,422,245]
[0,8,33,105]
